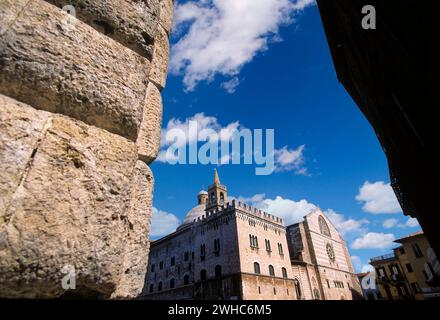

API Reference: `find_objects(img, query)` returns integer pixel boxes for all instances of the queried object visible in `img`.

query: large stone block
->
[111,161,154,299]
[0,0,28,36]
[136,83,162,164]
[0,95,152,298]
[0,0,150,141]
[149,25,170,90]
[159,0,174,35]
[44,0,160,60]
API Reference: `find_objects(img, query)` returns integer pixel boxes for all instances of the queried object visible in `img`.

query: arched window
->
[313,288,320,300]
[170,278,175,289]
[265,239,271,252]
[200,269,207,282]
[254,262,261,274]
[269,265,275,276]
[184,274,190,285]
[158,281,162,291]
[282,267,288,278]
[215,265,222,277]
[220,192,224,204]
[149,284,154,293]
[294,279,302,300]
[210,192,216,204]
[319,215,331,237]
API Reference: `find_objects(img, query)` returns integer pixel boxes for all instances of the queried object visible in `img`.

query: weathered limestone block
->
[0,94,153,298]
[149,25,170,90]
[136,83,163,164]
[0,0,150,141]
[0,0,28,36]
[159,0,174,35]
[112,161,154,299]
[44,0,160,60]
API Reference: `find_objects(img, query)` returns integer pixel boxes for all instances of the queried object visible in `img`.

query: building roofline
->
[394,230,424,243]
[150,224,191,248]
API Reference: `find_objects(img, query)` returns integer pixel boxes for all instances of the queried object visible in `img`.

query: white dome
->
[198,190,208,195]
[182,204,206,225]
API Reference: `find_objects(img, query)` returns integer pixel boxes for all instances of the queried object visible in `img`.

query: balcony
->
[370,253,395,263]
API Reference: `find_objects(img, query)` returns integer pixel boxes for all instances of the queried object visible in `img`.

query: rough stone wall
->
[0,0,173,298]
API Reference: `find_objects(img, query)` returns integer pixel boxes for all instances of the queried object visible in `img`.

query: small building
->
[370,231,440,300]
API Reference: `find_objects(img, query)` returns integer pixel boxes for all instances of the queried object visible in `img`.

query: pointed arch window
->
[294,279,302,300]
[184,274,190,285]
[319,215,331,237]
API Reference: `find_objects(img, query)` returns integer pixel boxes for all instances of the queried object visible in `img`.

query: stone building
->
[0,0,173,298]
[143,170,362,300]
[370,231,440,300]
[287,211,363,300]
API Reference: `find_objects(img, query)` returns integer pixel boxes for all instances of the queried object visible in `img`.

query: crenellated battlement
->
[192,199,284,226]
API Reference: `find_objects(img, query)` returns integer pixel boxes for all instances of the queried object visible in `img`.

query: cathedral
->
[142,170,362,300]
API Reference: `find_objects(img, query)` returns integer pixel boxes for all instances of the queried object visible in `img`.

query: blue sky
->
[149,0,421,273]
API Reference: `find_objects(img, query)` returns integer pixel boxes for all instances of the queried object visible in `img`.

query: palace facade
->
[142,170,362,300]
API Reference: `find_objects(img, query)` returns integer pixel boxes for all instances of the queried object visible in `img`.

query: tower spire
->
[207,169,227,211]
[213,168,220,185]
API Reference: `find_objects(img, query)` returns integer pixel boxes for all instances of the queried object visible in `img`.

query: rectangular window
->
[391,264,400,275]
[278,243,284,255]
[184,251,189,261]
[250,235,259,248]
[151,264,155,273]
[170,256,175,266]
[412,243,423,258]
[214,238,220,255]
[411,282,421,294]
[378,268,385,278]
[200,244,206,261]
[265,239,271,252]
[159,261,164,270]
[406,263,414,273]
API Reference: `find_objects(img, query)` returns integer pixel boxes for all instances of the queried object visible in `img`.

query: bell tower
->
[206,169,227,210]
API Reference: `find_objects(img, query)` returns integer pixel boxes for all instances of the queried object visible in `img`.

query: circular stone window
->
[326,243,335,262]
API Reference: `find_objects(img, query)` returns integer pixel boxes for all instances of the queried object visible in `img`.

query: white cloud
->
[234,193,267,204]
[351,232,396,250]
[274,145,307,175]
[405,217,419,228]
[361,264,374,273]
[157,113,242,162]
[397,217,420,229]
[235,194,367,234]
[324,209,369,236]
[150,207,180,238]
[356,181,402,214]
[382,218,398,229]
[239,194,317,225]
[220,77,240,93]
[157,113,307,174]
[171,0,315,91]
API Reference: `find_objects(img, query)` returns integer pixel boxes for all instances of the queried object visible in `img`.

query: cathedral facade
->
[142,171,362,300]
